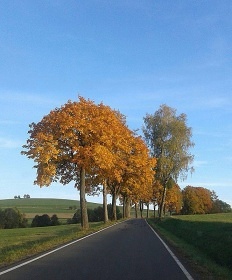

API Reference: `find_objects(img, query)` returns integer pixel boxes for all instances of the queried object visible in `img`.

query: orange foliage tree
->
[119,136,156,219]
[165,183,183,215]
[22,97,136,229]
[182,186,213,214]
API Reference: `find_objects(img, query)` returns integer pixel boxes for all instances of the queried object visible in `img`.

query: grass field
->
[148,213,232,279]
[0,221,119,267]
[0,198,103,220]
[0,198,116,266]
[3,198,231,278]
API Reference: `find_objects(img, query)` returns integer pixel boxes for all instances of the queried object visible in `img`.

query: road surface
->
[0,219,193,280]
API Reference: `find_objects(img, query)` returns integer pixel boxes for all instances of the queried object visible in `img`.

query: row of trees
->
[14,194,31,199]
[22,97,157,229]
[22,96,217,229]
[182,186,231,214]
[152,183,231,216]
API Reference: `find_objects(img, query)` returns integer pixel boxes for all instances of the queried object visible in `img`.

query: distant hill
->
[0,198,103,219]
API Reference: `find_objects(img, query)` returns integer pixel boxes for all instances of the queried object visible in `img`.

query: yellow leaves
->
[22,95,157,203]
[93,144,115,170]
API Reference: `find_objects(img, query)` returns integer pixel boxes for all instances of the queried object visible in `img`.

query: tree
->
[51,214,60,225]
[118,135,156,219]
[143,104,194,218]
[211,199,232,213]
[22,96,133,229]
[182,186,213,214]
[0,209,5,229]
[31,214,51,227]
[2,208,27,229]
[165,183,182,215]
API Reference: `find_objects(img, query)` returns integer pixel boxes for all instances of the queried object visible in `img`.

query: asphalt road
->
[0,219,193,280]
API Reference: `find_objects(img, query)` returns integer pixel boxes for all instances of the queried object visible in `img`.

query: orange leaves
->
[182,186,213,214]
[22,95,158,208]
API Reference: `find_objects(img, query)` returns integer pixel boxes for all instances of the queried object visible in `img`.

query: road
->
[0,219,193,280]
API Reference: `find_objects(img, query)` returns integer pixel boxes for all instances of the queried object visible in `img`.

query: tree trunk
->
[146,203,149,218]
[111,189,117,221]
[135,203,138,218]
[125,197,131,218]
[159,184,167,219]
[139,200,144,218]
[80,167,89,229]
[122,195,126,218]
[153,204,156,218]
[103,181,108,223]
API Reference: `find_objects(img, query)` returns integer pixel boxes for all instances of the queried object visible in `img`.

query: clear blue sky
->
[0,1,231,206]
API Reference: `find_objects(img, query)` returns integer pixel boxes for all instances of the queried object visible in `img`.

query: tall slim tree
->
[143,104,194,218]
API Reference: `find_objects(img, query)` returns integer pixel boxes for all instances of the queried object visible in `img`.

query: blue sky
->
[0,1,232,206]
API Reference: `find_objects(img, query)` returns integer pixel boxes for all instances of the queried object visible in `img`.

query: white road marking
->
[0,221,123,276]
[145,219,194,280]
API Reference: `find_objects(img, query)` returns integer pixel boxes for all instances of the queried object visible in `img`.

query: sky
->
[0,1,232,206]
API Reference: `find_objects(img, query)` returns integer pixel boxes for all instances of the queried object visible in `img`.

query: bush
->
[51,214,60,226]
[0,209,6,229]
[0,208,27,229]
[31,214,60,227]
[68,205,122,224]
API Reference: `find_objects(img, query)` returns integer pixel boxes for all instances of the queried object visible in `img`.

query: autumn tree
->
[119,135,156,219]
[182,186,213,214]
[165,183,182,215]
[22,96,133,229]
[143,105,194,218]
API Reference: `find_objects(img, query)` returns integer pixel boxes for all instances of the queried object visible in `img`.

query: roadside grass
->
[0,221,118,268]
[148,213,232,280]
[0,198,125,267]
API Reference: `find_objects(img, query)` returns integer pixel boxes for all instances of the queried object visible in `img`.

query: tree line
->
[21,96,230,229]
[14,194,31,199]
[153,183,231,216]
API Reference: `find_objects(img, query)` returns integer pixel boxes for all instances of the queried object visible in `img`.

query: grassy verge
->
[147,215,232,280]
[0,221,118,268]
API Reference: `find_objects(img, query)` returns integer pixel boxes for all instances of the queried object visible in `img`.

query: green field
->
[0,221,119,267]
[0,197,124,267]
[2,198,231,278]
[148,213,232,279]
[0,198,102,219]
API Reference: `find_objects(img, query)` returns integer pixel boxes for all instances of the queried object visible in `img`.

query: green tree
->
[143,104,194,218]
[2,208,27,229]
[31,214,52,227]
[211,199,232,213]
[0,209,6,229]
[51,214,60,225]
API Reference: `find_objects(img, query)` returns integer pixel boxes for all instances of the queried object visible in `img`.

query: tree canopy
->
[143,104,194,218]
[22,96,156,228]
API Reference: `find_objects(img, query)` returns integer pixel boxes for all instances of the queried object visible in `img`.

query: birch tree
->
[143,104,194,218]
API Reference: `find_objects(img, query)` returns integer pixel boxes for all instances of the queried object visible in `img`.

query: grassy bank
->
[0,221,118,268]
[148,213,232,279]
